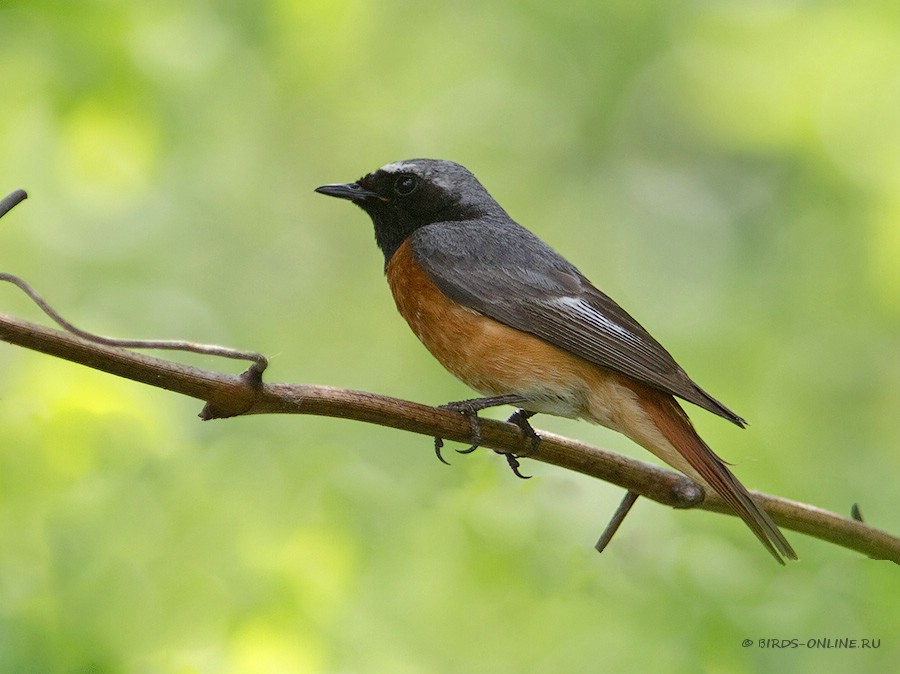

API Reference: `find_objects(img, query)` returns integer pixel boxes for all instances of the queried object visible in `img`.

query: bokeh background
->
[2,1,899,672]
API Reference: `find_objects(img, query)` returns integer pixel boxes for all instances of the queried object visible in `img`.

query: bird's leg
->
[499,409,540,479]
[434,396,541,481]
[433,394,528,464]
[505,409,539,455]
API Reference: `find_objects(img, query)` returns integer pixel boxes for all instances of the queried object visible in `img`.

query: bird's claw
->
[433,436,451,465]
[503,452,532,479]
[433,400,485,464]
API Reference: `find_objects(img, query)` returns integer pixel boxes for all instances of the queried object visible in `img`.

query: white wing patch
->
[551,296,638,342]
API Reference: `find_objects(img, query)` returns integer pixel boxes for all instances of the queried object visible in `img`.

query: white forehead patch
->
[374,159,475,197]
[379,161,415,174]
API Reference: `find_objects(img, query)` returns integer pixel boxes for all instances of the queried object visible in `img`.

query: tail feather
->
[637,386,797,564]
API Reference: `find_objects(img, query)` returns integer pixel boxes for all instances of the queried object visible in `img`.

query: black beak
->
[314,182,379,201]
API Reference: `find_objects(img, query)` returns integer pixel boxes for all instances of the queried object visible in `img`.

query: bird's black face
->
[316,159,502,264]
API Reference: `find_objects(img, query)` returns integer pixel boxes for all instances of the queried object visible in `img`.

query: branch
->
[2,311,898,563]
[0,189,28,219]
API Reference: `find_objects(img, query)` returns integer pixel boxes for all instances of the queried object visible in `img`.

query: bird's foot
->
[496,408,540,479]
[433,394,527,466]
[433,397,539,480]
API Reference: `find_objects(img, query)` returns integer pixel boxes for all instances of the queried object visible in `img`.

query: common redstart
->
[316,159,796,564]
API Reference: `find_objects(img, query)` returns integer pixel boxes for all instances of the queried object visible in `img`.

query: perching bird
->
[316,158,796,564]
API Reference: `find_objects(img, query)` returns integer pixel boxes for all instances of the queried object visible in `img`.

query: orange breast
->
[386,239,603,417]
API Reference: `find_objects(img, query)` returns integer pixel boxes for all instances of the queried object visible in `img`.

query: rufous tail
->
[635,384,797,564]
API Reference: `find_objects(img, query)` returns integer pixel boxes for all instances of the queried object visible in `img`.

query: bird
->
[315,158,797,564]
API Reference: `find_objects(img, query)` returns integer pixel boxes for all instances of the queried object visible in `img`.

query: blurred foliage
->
[2,1,899,672]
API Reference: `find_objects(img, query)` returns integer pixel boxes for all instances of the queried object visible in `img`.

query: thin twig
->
[0,189,28,220]
[1,197,266,378]
[0,272,267,379]
[595,490,640,553]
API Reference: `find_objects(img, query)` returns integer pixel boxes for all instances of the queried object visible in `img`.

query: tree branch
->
[0,189,28,219]
[2,311,898,563]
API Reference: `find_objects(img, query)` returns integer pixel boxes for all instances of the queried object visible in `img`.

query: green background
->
[1,1,898,672]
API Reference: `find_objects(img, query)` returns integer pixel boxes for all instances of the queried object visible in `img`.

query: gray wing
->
[409,219,745,426]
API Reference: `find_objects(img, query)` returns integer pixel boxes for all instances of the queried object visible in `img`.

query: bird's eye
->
[394,175,418,196]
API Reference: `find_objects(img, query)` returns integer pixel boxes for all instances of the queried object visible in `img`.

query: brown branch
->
[0,189,28,219]
[2,311,898,563]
